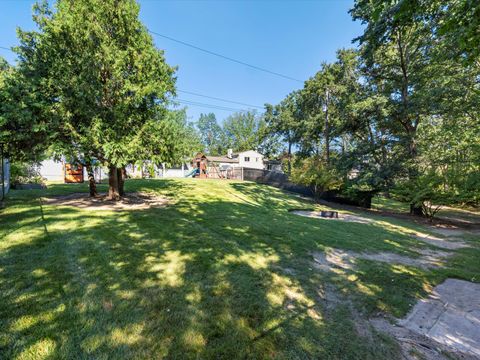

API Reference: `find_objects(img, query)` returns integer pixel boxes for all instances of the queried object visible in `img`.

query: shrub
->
[10,162,44,185]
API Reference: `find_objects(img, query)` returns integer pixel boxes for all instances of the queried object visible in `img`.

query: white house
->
[207,149,265,170]
[236,150,265,170]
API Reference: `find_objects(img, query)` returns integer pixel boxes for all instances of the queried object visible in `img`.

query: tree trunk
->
[287,141,292,174]
[108,166,120,200]
[117,167,125,196]
[86,163,98,197]
[407,135,424,216]
[324,89,330,164]
[410,203,424,216]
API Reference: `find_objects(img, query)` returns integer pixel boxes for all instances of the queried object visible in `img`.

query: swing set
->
[188,153,226,179]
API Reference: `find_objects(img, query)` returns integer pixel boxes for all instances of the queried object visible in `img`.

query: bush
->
[290,157,343,198]
[391,172,455,220]
[11,162,44,186]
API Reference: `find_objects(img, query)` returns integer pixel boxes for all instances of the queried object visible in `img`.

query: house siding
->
[237,150,264,170]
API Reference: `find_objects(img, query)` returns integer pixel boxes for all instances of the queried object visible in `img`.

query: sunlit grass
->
[0,178,478,359]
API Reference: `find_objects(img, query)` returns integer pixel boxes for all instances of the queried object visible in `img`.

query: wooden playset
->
[188,152,225,179]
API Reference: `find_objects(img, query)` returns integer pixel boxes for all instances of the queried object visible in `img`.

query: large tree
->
[351,1,439,214]
[196,113,225,155]
[0,55,56,163]
[264,91,303,173]
[222,111,267,153]
[351,0,480,215]
[12,0,176,199]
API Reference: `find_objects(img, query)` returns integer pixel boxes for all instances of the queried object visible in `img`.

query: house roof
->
[202,150,263,164]
[206,155,239,163]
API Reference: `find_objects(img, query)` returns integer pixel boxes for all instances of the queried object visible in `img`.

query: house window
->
[244,157,250,162]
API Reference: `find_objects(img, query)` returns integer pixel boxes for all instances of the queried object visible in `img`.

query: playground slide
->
[185,169,198,177]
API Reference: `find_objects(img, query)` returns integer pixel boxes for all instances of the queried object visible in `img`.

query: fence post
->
[241,167,244,181]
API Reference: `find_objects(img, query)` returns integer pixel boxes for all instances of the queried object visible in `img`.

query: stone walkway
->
[400,279,480,357]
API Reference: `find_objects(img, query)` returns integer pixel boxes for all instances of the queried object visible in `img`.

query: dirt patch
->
[292,210,374,224]
[42,192,169,211]
[312,247,450,271]
[413,233,469,250]
[432,227,468,237]
[316,283,343,310]
[429,226,480,239]
[312,249,356,272]
[399,279,480,358]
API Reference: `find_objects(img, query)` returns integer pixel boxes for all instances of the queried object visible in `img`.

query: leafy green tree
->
[290,156,342,199]
[351,1,440,214]
[263,2,478,215]
[265,91,304,173]
[165,109,203,162]
[299,49,360,161]
[13,0,177,199]
[0,56,55,163]
[364,0,480,65]
[351,0,480,215]
[222,111,267,152]
[196,113,225,155]
[301,63,339,162]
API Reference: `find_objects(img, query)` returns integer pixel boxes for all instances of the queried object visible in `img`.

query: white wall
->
[238,150,264,169]
[163,169,187,178]
[162,163,192,178]
[1,158,10,196]
[39,159,64,181]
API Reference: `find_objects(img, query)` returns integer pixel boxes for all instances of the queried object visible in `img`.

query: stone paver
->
[400,279,480,357]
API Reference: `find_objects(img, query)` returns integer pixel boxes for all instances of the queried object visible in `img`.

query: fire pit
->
[320,211,338,218]
[288,208,339,218]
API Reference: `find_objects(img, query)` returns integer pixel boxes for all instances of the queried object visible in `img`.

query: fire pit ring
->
[320,211,338,218]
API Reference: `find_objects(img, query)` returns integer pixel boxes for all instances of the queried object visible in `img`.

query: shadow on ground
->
[0,179,478,359]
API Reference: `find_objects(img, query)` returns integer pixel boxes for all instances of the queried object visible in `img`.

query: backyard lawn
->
[1,179,479,359]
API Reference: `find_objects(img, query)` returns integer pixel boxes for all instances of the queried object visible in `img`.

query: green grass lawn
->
[372,195,411,213]
[1,179,479,359]
[372,194,480,225]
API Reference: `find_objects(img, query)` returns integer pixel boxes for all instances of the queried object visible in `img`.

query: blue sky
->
[0,0,363,123]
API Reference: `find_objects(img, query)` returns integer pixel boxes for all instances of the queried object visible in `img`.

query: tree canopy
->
[264,0,480,216]
[1,0,184,199]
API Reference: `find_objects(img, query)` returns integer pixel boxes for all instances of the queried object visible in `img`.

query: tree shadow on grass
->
[0,179,446,359]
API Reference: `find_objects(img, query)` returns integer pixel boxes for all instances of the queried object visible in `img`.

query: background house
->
[39,159,87,183]
[189,149,266,179]
[236,150,265,170]
[39,159,108,183]
[207,149,265,170]
[39,159,65,181]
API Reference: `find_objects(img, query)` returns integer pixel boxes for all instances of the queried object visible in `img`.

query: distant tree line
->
[195,111,281,157]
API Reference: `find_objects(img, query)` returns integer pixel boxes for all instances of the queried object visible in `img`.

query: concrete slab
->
[400,279,480,357]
